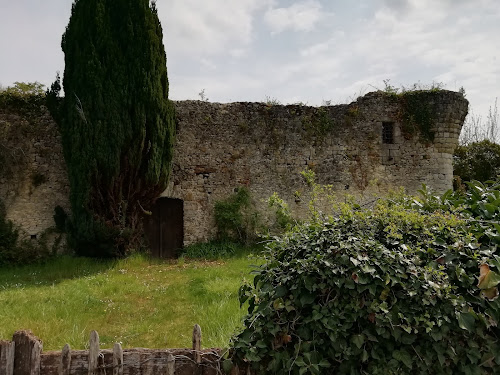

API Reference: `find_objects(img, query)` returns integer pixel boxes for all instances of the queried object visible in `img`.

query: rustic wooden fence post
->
[12,330,42,375]
[166,353,175,375]
[88,331,100,375]
[59,343,71,375]
[192,324,202,375]
[0,340,15,375]
[113,343,123,375]
[192,324,202,364]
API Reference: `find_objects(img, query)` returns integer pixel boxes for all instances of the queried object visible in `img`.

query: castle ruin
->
[0,90,468,253]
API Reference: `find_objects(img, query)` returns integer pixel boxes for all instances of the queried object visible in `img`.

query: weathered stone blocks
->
[165,90,468,245]
[1,90,468,247]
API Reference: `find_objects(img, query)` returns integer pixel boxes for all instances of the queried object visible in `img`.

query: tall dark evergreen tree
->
[58,0,175,257]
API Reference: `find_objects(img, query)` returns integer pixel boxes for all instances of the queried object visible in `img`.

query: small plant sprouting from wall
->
[267,192,294,230]
[344,104,360,127]
[31,172,47,188]
[316,107,336,135]
[300,169,338,222]
[198,89,209,102]
[264,96,281,106]
[302,107,336,138]
[347,105,359,118]
[214,187,258,243]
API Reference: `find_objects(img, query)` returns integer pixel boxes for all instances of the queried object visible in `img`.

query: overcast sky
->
[0,0,498,118]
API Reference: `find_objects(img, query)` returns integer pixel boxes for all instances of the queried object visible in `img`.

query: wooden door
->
[144,197,184,258]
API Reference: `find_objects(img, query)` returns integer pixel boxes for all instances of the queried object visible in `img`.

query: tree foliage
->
[1,82,46,96]
[454,140,500,183]
[52,0,175,257]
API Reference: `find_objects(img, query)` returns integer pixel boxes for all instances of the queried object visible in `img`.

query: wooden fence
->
[0,325,248,375]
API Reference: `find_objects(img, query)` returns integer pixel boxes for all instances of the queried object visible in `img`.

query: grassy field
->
[0,252,260,351]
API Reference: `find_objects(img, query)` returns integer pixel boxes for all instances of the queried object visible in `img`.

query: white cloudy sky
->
[0,0,499,117]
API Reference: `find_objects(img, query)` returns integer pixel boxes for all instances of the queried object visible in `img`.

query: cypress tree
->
[58,0,175,257]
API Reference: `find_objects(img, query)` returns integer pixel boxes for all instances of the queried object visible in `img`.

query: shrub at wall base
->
[230,196,500,374]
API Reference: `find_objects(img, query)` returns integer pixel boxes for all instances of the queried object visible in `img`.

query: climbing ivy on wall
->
[381,82,444,142]
[399,91,439,142]
[0,85,46,184]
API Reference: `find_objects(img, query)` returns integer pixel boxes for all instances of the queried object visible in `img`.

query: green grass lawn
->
[0,252,260,351]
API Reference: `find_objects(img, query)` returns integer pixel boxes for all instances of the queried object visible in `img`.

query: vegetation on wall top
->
[0,83,48,184]
[0,82,46,114]
[381,81,457,142]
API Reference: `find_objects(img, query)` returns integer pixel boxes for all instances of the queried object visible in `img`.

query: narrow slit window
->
[382,122,394,144]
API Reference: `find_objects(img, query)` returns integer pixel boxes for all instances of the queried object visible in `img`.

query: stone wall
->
[165,90,468,245]
[0,90,468,246]
[0,104,70,239]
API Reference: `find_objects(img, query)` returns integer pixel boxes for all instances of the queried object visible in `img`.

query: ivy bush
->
[230,187,500,374]
[410,180,500,255]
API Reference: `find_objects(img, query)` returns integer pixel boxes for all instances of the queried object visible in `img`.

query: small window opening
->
[382,122,394,144]
[30,234,37,240]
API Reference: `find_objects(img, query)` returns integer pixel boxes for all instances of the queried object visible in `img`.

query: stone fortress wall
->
[0,104,70,239]
[0,90,468,245]
[166,90,468,245]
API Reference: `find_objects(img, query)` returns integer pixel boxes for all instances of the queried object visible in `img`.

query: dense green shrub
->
[454,140,500,182]
[52,0,175,257]
[408,181,500,249]
[214,188,259,243]
[230,191,500,374]
[0,199,54,265]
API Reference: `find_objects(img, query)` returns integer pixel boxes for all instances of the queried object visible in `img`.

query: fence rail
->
[0,325,246,375]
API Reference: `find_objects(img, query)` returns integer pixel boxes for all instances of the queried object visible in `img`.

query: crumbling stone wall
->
[0,105,70,238]
[165,91,468,245]
[0,90,468,246]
